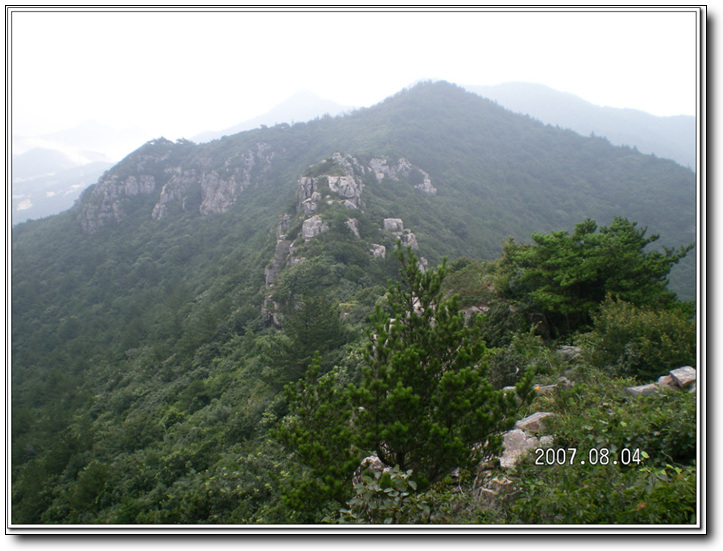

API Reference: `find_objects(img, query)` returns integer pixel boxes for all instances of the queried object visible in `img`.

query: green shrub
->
[547,383,697,468]
[581,298,696,381]
[324,466,433,524]
[487,331,564,389]
[507,459,697,524]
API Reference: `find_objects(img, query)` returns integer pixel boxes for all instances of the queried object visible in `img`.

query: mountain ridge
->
[10,80,699,525]
[466,82,696,169]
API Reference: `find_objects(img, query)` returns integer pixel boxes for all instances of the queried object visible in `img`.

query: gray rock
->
[370,244,386,259]
[384,218,404,232]
[298,176,317,203]
[515,412,555,434]
[558,345,582,361]
[346,218,361,239]
[300,198,318,214]
[150,143,274,221]
[400,230,419,250]
[415,174,437,195]
[353,452,392,484]
[327,175,361,200]
[79,173,157,233]
[669,366,696,388]
[656,374,677,390]
[624,384,659,396]
[499,429,541,469]
[264,239,292,288]
[534,383,558,395]
[302,214,328,241]
[276,213,293,239]
[298,154,365,211]
[199,170,251,215]
[369,157,436,195]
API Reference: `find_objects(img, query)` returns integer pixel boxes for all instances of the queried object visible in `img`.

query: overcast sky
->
[9,7,700,141]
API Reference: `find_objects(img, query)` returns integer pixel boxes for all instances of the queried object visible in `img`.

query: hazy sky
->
[9,7,700,141]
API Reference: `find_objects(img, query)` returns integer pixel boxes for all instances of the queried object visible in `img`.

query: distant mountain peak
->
[193,90,354,143]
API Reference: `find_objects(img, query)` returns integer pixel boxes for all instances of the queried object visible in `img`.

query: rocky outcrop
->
[302,214,329,241]
[297,153,365,214]
[369,157,437,195]
[383,217,419,250]
[297,155,435,220]
[76,138,193,233]
[383,218,404,232]
[76,138,274,233]
[557,345,582,362]
[157,142,274,218]
[370,244,386,259]
[346,218,361,239]
[265,239,292,288]
[514,411,555,434]
[151,168,197,219]
[78,174,156,234]
[498,428,554,469]
[625,365,697,396]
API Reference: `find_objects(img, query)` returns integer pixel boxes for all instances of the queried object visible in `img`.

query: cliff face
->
[75,138,275,234]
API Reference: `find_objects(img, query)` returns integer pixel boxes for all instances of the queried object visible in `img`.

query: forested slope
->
[10,81,698,525]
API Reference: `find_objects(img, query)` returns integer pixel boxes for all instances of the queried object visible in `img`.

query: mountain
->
[10,81,698,524]
[11,147,81,180]
[467,82,696,170]
[13,120,149,162]
[192,90,353,142]
[11,158,112,224]
[11,121,149,222]
[66,81,696,296]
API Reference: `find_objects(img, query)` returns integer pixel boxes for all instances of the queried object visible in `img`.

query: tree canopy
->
[497,217,693,337]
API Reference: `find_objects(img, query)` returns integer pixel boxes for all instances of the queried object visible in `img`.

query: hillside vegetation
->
[10,81,698,525]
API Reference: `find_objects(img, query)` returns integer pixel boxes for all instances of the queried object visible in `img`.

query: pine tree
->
[353,245,533,487]
[499,217,693,336]
[277,244,534,512]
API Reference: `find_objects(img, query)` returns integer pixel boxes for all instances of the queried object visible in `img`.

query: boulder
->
[499,429,544,469]
[415,174,437,195]
[353,452,391,484]
[370,244,386,259]
[669,366,696,388]
[300,198,318,214]
[624,384,659,397]
[515,412,555,434]
[558,345,582,362]
[383,218,404,232]
[400,230,419,250]
[302,215,328,241]
[656,375,677,390]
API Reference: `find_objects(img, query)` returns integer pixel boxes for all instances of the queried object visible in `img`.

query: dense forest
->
[10,81,698,526]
